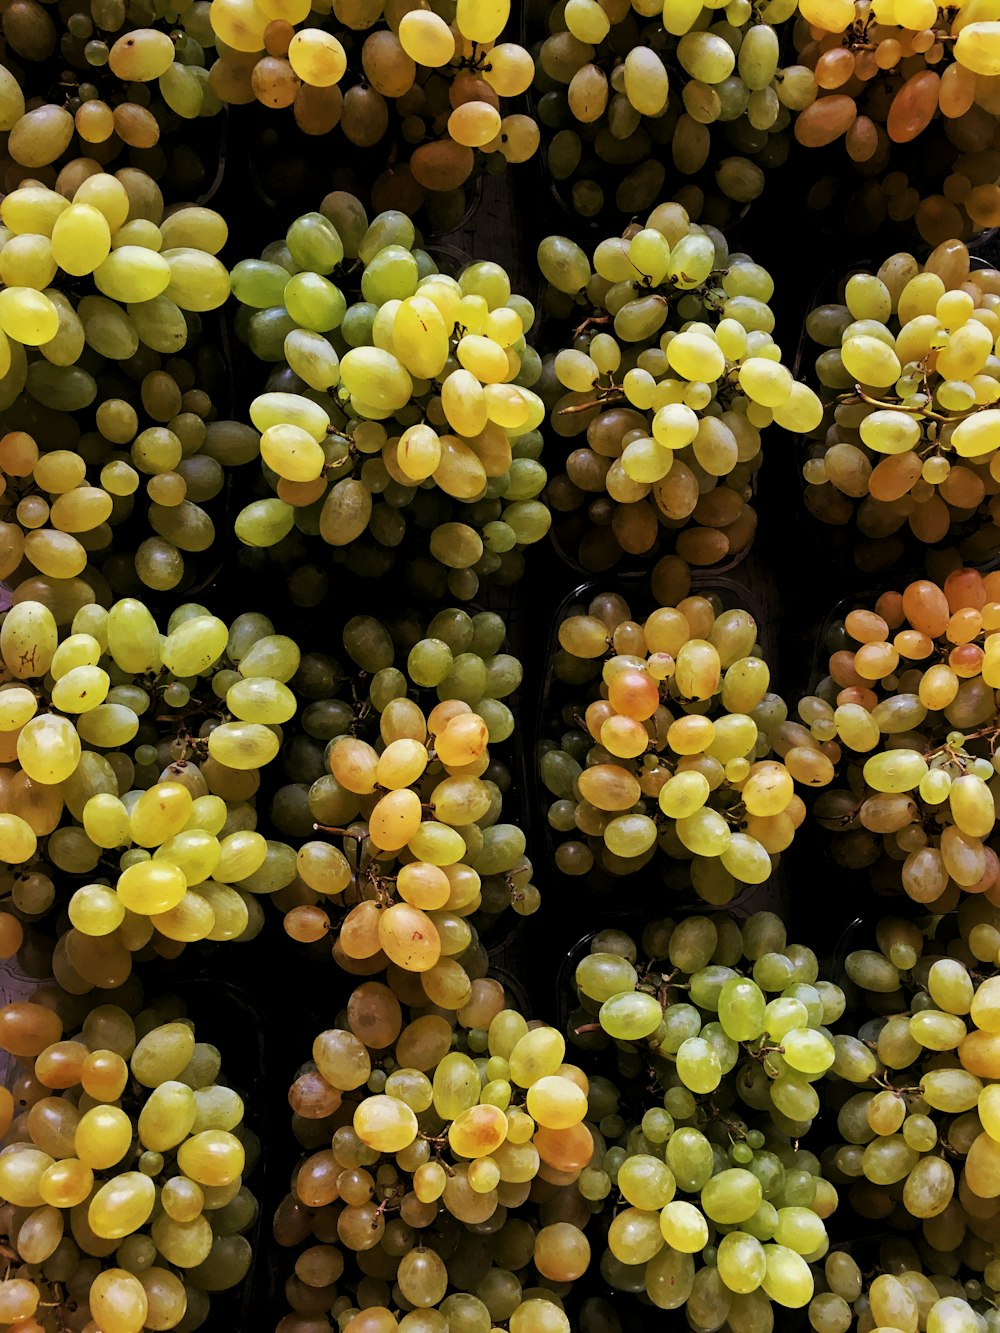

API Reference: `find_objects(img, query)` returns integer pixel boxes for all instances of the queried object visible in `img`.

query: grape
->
[537,204,818,576]
[799,242,1000,569]
[0,987,256,1329]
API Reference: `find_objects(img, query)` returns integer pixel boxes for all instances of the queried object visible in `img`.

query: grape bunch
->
[0,597,322,990]
[800,238,1000,572]
[0,177,236,599]
[528,0,804,227]
[210,0,537,231]
[536,203,822,575]
[0,176,230,374]
[818,904,1000,1304]
[565,911,842,1314]
[277,972,592,1333]
[806,567,1000,910]
[0,190,257,599]
[0,987,257,1333]
[1,19,225,200]
[262,605,536,961]
[809,1241,1000,1333]
[540,586,828,903]
[792,0,1000,244]
[230,196,550,601]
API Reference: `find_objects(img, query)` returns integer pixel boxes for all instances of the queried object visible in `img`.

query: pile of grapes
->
[8,0,1000,1328]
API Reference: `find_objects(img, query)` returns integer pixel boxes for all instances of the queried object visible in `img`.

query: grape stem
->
[313,823,366,841]
[557,388,625,415]
[572,314,612,338]
[848,383,976,425]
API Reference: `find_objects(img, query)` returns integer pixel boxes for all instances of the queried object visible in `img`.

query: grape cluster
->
[0,987,257,1333]
[265,605,536,960]
[540,585,826,902]
[528,0,802,227]
[0,597,322,989]
[210,0,537,230]
[230,196,550,600]
[0,174,229,391]
[793,0,1000,243]
[0,176,245,597]
[565,911,842,1314]
[807,567,1000,909]
[816,904,1000,1319]
[536,203,822,575]
[0,15,225,199]
[277,972,591,1333]
[801,239,1000,571]
[809,1241,1000,1333]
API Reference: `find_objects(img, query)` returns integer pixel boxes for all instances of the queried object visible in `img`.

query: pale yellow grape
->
[660,1200,708,1252]
[0,814,37,863]
[0,687,38,729]
[738,358,793,407]
[624,48,669,115]
[669,330,725,383]
[483,44,534,96]
[456,0,508,43]
[207,722,280,769]
[340,348,413,415]
[252,391,330,439]
[226,678,296,724]
[840,335,901,389]
[116,861,186,915]
[0,288,60,345]
[17,715,80,784]
[863,749,928,794]
[393,297,450,379]
[653,403,699,449]
[953,410,1000,458]
[397,424,442,481]
[94,248,172,303]
[0,66,25,132]
[109,29,176,80]
[83,795,132,849]
[89,1269,148,1333]
[159,207,228,254]
[51,665,110,713]
[399,11,456,66]
[130,782,193,847]
[859,410,921,454]
[0,235,57,291]
[456,334,509,383]
[289,30,348,86]
[260,424,325,482]
[955,23,1000,76]
[51,204,112,276]
[162,250,230,312]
